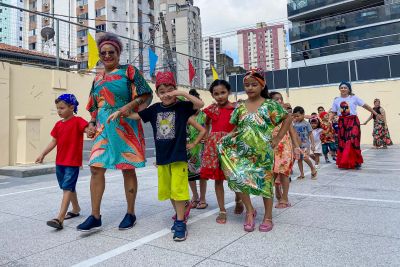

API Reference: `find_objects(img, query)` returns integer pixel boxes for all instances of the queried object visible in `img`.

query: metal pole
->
[56,18,60,68]
[128,39,132,63]
[235,74,238,101]
[286,58,289,97]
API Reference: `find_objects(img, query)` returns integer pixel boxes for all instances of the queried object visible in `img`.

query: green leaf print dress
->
[217,99,287,198]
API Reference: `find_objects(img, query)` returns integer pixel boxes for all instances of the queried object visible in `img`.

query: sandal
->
[311,170,318,180]
[190,199,200,209]
[275,202,292,209]
[297,175,305,180]
[64,211,80,220]
[244,210,257,232]
[259,218,273,232]
[216,211,227,224]
[234,200,244,215]
[46,218,63,230]
[196,201,208,209]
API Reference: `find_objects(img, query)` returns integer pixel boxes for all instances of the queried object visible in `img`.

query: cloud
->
[195,0,288,64]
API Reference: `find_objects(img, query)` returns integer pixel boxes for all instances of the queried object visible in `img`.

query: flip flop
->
[64,212,80,220]
[275,202,292,209]
[311,170,318,180]
[190,200,200,209]
[297,175,305,180]
[46,218,63,229]
[234,200,244,215]
[196,202,208,209]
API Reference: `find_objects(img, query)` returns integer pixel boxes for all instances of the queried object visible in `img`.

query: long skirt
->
[336,115,363,169]
[373,119,393,148]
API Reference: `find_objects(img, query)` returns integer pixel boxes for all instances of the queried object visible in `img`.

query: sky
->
[194,0,288,64]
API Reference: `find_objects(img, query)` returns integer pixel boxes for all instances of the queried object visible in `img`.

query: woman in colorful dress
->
[218,71,292,232]
[77,33,153,232]
[330,81,379,169]
[362,98,393,149]
[187,89,208,209]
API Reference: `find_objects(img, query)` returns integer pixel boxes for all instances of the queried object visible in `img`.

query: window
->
[29,29,36,36]
[77,29,88,38]
[112,6,117,12]
[0,28,2,32]
[19,27,22,31]
[96,24,106,31]
[29,15,37,23]
[95,8,105,17]
[80,45,88,53]
[78,13,88,20]
[77,0,88,5]
[19,36,22,41]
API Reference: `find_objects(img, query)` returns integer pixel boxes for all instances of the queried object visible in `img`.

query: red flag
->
[188,59,196,84]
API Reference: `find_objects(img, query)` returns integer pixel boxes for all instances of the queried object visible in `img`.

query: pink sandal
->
[259,219,274,232]
[243,210,257,232]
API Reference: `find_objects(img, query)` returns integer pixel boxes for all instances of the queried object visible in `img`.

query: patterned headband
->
[99,40,121,55]
[243,69,266,88]
[57,94,79,114]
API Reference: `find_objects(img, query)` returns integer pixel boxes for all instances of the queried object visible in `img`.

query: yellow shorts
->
[157,161,190,201]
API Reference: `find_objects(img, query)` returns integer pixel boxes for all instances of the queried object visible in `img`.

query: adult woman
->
[330,81,379,169]
[362,99,393,148]
[77,33,153,232]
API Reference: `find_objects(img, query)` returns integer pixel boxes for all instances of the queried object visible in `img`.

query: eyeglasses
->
[100,51,116,57]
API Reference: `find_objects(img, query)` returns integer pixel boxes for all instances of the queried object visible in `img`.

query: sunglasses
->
[100,51,116,57]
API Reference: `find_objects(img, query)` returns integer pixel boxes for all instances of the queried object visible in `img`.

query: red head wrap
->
[319,111,328,119]
[243,69,266,88]
[156,72,176,89]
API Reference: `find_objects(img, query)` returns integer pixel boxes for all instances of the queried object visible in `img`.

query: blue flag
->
[148,48,158,77]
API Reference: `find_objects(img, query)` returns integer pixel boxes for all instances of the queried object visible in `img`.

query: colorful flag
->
[87,33,99,70]
[148,48,158,77]
[188,59,196,84]
[212,65,219,80]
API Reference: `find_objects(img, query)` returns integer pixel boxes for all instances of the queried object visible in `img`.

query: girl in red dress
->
[200,80,243,224]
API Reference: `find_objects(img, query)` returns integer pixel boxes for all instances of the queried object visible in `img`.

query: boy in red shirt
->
[36,94,91,230]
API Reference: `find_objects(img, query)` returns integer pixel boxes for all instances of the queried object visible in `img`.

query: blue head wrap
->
[56,94,79,114]
[339,81,352,95]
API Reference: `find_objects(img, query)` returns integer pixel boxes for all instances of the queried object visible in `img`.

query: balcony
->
[290,3,400,42]
[287,0,381,20]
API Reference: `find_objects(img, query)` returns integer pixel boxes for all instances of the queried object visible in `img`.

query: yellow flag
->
[212,65,219,80]
[87,33,99,70]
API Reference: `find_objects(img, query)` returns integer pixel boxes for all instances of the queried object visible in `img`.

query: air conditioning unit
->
[79,20,84,24]
[44,17,49,21]
[79,5,84,9]
[43,3,49,8]
[80,37,85,42]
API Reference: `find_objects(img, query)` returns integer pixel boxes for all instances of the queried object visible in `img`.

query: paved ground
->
[1,146,400,266]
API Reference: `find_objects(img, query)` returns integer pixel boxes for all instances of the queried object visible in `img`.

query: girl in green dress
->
[218,70,292,232]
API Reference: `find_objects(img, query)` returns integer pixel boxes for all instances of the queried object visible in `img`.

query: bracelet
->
[134,98,143,105]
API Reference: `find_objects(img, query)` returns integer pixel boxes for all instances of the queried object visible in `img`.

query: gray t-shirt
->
[293,120,313,148]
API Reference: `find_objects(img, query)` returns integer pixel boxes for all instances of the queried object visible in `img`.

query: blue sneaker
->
[173,220,187,242]
[119,213,136,230]
[77,215,102,232]
[171,220,176,233]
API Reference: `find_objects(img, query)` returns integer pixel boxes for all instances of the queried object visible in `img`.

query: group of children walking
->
[37,69,340,242]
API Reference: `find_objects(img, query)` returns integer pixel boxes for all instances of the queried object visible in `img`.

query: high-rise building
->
[25,0,78,60]
[288,0,400,67]
[203,36,221,69]
[76,0,155,70]
[160,0,203,88]
[237,22,288,71]
[0,0,25,48]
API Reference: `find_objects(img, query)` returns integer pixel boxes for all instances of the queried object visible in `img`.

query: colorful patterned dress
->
[372,107,393,148]
[86,65,153,169]
[273,124,293,179]
[218,99,287,198]
[187,111,206,181]
[200,103,235,180]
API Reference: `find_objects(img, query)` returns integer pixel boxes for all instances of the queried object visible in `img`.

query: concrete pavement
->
[0,147,399,266]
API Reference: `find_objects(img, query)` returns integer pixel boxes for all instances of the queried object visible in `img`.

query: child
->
[187,89,208,209]
[218,70,292,232]
[200,79,243,225]
[269,92,301,209]
[36,94,90,230]
[309,117,323,169]
[108,71,204,241]
[319,111,337,163]
[293,106,318,180]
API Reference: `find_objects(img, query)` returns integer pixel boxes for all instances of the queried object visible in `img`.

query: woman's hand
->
[271,137,279,148]
[186,143,195,150]
[107,110,121,124]
[87,124,96,138]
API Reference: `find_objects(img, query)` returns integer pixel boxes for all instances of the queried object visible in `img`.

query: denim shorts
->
[322,143,337,155]
[56,165,80,192]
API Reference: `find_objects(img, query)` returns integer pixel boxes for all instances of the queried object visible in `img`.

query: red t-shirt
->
[51,116,88,167]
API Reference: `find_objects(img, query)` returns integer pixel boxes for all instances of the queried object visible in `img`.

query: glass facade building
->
[288,0,400,66]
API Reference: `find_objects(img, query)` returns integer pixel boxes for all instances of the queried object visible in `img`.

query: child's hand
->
[107,111,121,124]
[271,137,279,148]
[311,145,316,152]
[294,147,302,160]
[35,154,44,164]
[186,143,195,150]
[165,90,185,98]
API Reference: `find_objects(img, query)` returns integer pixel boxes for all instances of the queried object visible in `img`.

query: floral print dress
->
[187,111,206,180]
[86,65,153,169]
[273,124,294,179]
[218,99,287,198]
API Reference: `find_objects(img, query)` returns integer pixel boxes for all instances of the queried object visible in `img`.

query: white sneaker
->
[315,165,320,169]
